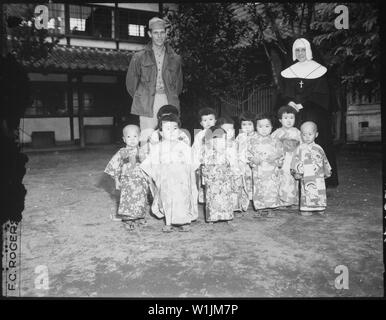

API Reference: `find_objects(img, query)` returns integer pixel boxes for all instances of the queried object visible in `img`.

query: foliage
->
[165,3,271,103]
[311,2,380,95]
[5,4,63,63]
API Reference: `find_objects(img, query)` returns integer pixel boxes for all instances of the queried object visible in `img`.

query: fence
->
[214,86,277,118]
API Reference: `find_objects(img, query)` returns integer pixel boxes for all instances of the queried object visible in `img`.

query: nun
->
[279,38,338,187]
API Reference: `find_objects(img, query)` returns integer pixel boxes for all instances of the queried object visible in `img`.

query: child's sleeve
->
[139,145,159,182]
[190,145,201,170]
[321,148,332,178]
[271,129,280,140]
[227,146,241,175]
[274,139,285,167]
[104,150,122,178]
[149,130,160,145]
[290,146,303,177]
[138,145,148,163]
[179,129,191,145]
[295,128,302,142]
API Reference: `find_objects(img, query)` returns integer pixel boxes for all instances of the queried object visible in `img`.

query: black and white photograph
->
[1,1,383,302]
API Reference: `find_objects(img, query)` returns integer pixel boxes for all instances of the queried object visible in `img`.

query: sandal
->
[123,221,136,231]
[179,225,191,232]
[137,219,148,227]
[266,210,276,218]
[110,213,122,221]
[253,211,263,218]
[162,225,173,233]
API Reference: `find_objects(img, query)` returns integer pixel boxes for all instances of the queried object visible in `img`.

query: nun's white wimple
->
[292,38,313,61]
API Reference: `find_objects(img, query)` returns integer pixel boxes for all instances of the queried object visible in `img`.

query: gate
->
[214,86,277,118]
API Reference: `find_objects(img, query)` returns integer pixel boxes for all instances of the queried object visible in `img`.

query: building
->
[16,2,172,147]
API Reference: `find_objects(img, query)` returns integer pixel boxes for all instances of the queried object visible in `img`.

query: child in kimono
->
[140,114,199,232]
[235,111,258,209]
[201,126,240,224]
[104,124,150,231]
[192,107,217,203]
[217,116,248,212]
[271,105,301,209]
[147,104,190,149]
[248,114,284,217]
[290,121,332,216]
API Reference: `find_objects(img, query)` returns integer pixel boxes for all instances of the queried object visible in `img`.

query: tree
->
[164,3,272,128]
[312,2,380,97]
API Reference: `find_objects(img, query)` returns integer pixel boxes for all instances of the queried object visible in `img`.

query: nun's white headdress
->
[292,38,313,61]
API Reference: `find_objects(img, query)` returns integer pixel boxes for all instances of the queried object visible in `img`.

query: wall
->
[20,117,114,144]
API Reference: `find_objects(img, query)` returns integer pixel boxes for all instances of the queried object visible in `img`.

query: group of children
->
[104,104,332,232]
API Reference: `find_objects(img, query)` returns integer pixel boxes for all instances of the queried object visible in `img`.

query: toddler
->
[248,113,284,217]
[201,126,239,225]
[104,125,149,230]
[290,121,332,216]
[271,105,301,208]
[217,116,248,212]
[192,107,217,203]
[235,111,257,207]
[140,114,198,232]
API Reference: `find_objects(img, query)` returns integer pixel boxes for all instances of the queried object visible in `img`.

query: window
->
[118,9,153,41]
[26,83,67,116]
[69,4,113,38]
[360,121,369,128]
[128,24,145,37]
[47,3,65,34]
[72,84,126,116]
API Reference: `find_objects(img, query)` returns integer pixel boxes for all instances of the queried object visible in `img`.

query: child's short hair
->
[300,121,318,133]
[277,105,297,119]
[122,124,140,135]
[158,113,181,130]
[216,116,234,127]
[256,112,274,126]
[157,104,179,119]
[198,107,217,121]
[239,111,256,129]
[204,125,226,142]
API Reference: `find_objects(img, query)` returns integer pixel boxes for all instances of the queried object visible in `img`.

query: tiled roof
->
[22,45,134,73]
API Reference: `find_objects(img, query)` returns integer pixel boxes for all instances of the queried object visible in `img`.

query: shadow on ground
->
[19,145,383,297]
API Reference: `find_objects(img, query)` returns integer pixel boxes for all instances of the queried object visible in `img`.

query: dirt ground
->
[18,144,383,297]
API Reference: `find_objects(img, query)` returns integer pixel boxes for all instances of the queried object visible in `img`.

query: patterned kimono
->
[192,130,207,203]
[248,135,284,210]
[236,131,258,204]
[104,146,149,219]
[290,142,332,211]
[140,140,199,225]
[271,127,301,206]
[201,142,240,222]
[225,139,249,212]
